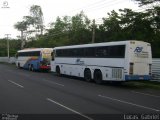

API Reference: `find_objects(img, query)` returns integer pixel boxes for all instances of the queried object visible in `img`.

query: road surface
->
[0,63,160,120]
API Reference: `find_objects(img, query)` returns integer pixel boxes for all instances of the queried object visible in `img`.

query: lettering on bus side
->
[75,58,84,65]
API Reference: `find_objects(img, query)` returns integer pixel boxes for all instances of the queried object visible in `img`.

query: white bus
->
[16,48,53,71]
[51,40,152,83]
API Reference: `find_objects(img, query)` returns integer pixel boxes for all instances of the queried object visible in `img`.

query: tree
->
[101,10,122,41]
[133,0,160,57]
[30,5,44,35]
[25,11,92,48]
[70,11,91,44]
[133,0,160,6]
[24,8,160,57]
[14,21,28,49]
[119,9,154,41]
[0,39,21,56]
[14,4,44,47]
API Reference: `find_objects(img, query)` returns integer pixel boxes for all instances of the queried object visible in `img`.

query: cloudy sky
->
[0,0,140,39]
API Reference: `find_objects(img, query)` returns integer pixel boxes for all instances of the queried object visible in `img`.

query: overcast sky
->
[0,0,140,39]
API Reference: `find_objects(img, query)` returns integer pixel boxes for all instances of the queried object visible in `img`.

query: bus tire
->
[94,70,103,84]
[56,66,61,76]
[84,69,92,82]
[18,63,21,69]
[31,65,34,72]
[28,64,31,71]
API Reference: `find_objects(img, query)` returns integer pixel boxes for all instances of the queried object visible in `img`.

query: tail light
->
[129,63,134,75]
[149,64,152,75]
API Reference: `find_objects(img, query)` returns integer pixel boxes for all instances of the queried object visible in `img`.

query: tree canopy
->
[9,2,160,57]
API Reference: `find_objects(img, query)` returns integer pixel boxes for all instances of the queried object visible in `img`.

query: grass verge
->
[122,81,160,90]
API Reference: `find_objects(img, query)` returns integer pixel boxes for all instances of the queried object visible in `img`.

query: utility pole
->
[21,31,24,49]
[92,19,95,43]
[5,34,11,58]
[2,1,10,58]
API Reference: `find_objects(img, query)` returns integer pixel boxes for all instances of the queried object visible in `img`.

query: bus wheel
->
[31,65,34,72]
[28,64,31,71]
[18,63,21,69]
[84,69,92,82]
[94,70,103,84]
[56,66,61,76]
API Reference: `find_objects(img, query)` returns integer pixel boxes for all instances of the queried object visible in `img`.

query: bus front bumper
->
[39,65,51,70]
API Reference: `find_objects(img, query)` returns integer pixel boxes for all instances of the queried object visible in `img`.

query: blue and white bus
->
[51,40,152,83]
[16,48,53,71]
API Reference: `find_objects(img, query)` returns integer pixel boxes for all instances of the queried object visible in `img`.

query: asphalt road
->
[0,63,160,120]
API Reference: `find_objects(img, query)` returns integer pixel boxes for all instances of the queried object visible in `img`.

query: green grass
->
[122,81,160,90]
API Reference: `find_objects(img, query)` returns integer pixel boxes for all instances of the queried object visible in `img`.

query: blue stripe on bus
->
[23,57,41,70]
[125,75,151,81]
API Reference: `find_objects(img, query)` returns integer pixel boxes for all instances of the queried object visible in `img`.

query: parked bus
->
[51,40,152,83]
[16,48,53,71]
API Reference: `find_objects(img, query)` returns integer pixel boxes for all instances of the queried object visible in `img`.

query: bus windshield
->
[41,49,52,65]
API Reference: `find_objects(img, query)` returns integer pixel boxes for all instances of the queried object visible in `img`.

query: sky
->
[0,0,140,39]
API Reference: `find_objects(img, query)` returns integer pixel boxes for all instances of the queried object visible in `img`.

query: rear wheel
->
[84,69,92,82]
[94,70,103,84]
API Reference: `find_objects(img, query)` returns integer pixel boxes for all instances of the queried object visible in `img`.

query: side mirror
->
[51,52,54,61]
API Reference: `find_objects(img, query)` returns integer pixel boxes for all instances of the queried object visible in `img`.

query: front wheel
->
[94,70,103,84]
[17,63,21,69]
[28,64,31,71]
[56,66,61,76]
[31,65,34,72]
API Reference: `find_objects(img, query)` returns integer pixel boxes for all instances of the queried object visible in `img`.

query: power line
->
[64,0,113,13]
[84,0,125,13]
[60,0,125,16]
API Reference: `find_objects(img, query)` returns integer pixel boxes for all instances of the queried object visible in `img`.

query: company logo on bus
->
[76,58,84,65]
[134,47,143,53]
[134,47,149,58]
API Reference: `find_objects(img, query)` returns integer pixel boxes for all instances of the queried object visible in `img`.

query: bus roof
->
[18,48,53,53]
[53,40,149,50]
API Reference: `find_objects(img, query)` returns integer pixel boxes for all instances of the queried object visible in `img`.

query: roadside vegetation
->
[122,81,160,90]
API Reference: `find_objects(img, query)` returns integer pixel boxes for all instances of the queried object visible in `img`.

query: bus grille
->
[112,68,123,79]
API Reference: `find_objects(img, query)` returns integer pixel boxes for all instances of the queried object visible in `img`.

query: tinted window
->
[109,45,125,58]
[18,51,40,57]
[84,47,95,57]
[55,45,125,58]
[95,46,109,57]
